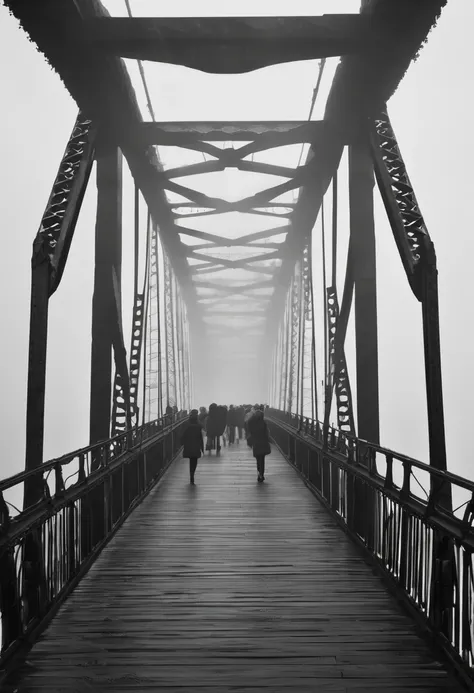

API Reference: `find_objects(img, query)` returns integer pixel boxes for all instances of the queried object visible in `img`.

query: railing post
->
[399,462,411,589]
[384,454,393,489]
[330,461,339,514]
[105,474,112,536]
[430,532,455,642]
[0,543,23,650]
[0,492,23,650]
[23,528,47,624]
[68,502,76,578]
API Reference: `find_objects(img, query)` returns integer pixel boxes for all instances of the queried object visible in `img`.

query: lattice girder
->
[326,287,355,434]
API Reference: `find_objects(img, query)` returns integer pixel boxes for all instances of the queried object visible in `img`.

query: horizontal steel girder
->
[84,16,378,73]
[129,121,335,145]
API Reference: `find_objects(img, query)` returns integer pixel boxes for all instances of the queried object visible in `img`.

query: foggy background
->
[0,0,472,486]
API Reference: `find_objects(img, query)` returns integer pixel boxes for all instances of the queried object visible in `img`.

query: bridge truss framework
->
[2,0,450,513]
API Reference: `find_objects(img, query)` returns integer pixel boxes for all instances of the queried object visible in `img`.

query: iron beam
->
[4,0,200,326]
[89,144,122,454]
[369,110,450,491]
[265,0,448,343]
[133,121,328,144]
[24,113,95,508]
[85,15,376,73]
[420,242,451,497]
[349,137,380,445]
[179,226,290,247]
[23,255,50,509]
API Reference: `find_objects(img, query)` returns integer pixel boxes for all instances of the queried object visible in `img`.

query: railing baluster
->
[0,412,187,665]
[263,409,474,684]
[2,410,474,683]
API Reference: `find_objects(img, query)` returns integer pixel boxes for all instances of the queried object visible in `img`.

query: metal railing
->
[267,407,474,687]
[0,411,188,669]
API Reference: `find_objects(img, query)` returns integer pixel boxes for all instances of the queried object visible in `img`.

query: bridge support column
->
[89,142,122,460]
[420,240,452,507]
[24,254,50,509]
[349,135,380,446]
[349,134,379,544]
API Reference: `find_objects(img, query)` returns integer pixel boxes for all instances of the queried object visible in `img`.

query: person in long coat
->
[235,405,245,443]
[198,406,207,428]
[244,405,257,447]
[181,411,204,484]
[205,403,220,452]
[247,410,271,482]
[227,405,237,444]
[215,405,227,448]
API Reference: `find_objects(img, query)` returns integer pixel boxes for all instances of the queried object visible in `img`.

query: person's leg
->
[260,455,265,480]
[216,435,221,452]
[256,455,264,481]
[189,457,198,483]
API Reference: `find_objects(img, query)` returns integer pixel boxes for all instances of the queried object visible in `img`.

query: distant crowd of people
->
[180,404,271,484]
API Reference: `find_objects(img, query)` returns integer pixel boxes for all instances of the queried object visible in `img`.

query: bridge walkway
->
[7,442,464,692]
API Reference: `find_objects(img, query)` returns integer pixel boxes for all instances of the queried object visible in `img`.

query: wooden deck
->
[7,442,465,692]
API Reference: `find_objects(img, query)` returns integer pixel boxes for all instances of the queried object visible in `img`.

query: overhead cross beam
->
[146,119,323,322]
[130,121,331,146]
[84,15,379,73]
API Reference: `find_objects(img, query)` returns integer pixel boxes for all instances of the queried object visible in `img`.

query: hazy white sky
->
[1,0,473,489]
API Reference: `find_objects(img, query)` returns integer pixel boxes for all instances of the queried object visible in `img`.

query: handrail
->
[0,410,188,671]
[0,412,185,494]
[267,408,474,687]
[267,408,474,498]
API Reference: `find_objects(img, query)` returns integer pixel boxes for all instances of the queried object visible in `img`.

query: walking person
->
[198,406,207,428]
[205,403,219,452]
[181,410,204,484]
[235,405,245,443]
[244,404,257,447]
[227,405,237,444]
[247,410,271,482]
[216,405,228,448]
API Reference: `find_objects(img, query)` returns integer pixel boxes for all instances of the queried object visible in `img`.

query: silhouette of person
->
[205,403,220,452]
[181,410,204,484]
[227,404,237,444]
[247,410,271,482]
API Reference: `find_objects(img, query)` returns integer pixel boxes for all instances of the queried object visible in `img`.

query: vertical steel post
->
[24,254,50,508]
[349,135,380,445]
[90,142,122,459]
[24,113,94,508]
[421,240,452,509]
[288,270,300,414]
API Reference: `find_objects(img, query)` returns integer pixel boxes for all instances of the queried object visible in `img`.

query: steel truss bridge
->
[1,1,474,691]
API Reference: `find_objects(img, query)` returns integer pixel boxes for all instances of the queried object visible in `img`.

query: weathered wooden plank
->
[7,444,464,691]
